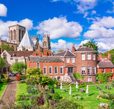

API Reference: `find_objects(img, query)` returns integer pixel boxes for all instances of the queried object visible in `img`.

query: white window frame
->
[87,67,92,75]
[82,54,85,60]
[54,66,58,74]
[60,66,63,74]
[87,54,91,60]
[93,54,96,60]
[93,67,96,74]
[72,58,75,63]
[81,67,86,75]
[49,66,52,74]
[66,58,70,63]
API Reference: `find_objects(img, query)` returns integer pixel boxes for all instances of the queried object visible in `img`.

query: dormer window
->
[72,58,75,63]
[66,58,70,63]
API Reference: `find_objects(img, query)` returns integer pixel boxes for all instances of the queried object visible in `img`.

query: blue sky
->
[0,0,114,51]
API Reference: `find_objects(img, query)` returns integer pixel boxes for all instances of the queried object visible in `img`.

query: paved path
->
[0,81,17,109]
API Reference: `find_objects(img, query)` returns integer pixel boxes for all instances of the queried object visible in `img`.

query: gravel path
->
[0,81,17,109]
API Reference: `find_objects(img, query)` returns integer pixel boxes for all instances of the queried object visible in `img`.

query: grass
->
[0,82,7,98]
[16,82,28,100]
[16,82,114,109]
[55,83,114,109]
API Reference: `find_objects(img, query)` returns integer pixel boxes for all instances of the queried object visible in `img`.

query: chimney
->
[72,44,76,53]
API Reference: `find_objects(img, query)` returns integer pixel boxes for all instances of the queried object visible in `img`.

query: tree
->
[83,39,98,53]
[11,62,26,74]
[73,73,83,80]
[26,68,41,76]
[0,57,6,69]
[0,57,6,81]
[0,43,14,51]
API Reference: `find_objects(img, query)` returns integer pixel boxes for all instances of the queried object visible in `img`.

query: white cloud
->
[0,4,7,16]
[76,0,97,14]
[0,18,33,39]
[80,39,90,45]
[20,18,33,30]
[51,0,97,16]
[51,39,75,51]
[36,17,82,39]
[83,16,114,51]
[84,16,114,38]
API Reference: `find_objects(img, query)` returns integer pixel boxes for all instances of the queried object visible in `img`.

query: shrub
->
[96,73,112,83]
[73,73,82,80]
[105,84,112,90]
[54,99,82,109]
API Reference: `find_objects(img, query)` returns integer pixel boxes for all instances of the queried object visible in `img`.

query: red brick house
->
[27,56,66,80]
[27,47,98,82]
[74,46,97,82]
[97,58,114,79]
[97,58,114,73]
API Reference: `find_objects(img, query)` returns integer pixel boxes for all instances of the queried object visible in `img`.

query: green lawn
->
[0,83,7,97]
[55,83,113,109]
[16,82,28,99]
[16,82,114,109]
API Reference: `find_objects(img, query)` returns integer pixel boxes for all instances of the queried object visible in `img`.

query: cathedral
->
[8,24,52,56]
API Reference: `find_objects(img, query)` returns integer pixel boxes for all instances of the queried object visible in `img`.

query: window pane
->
[72,58,75,63]
[49,67,52,73]
[87,54,91,60]
[60,67,63,73]
[81,67,86,74]
[82,54,85,60]
[44,68,46,74]
[55,67,58,73]
[66,58,70,63]
[93,54,96,60]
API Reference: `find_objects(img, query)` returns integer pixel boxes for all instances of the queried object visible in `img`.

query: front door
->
[68,67,73,74]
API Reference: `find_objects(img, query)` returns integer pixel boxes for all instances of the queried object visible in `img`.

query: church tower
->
[42,34,51,50]
[9,24,26,44]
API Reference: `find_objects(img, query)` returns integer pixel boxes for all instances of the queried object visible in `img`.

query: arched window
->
[11,30,13,40]
[14,30,16,40]
[43,41,47,47]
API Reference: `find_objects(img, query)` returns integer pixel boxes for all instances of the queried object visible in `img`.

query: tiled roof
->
[98,59,114,68]
[29,56,63,63]
[77,46,94,51]
[8,51,33,57]
[54,50,75,57]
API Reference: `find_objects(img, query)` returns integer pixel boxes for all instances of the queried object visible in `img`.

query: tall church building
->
[42,34,51,50]
[9,24,26,44]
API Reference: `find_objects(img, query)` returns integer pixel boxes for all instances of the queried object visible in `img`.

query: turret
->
[42,34,51,50]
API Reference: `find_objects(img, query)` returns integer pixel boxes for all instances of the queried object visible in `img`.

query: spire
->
[17,30,34,51]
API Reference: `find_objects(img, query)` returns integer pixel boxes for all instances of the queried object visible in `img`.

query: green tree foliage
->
[96,73,112,83]
[11,62,26,74]
[0,43,14,51]
[102,49,114,64]
[26,68,41,76]
[73,73,83,80]
[83,39,98,52]
[0,57,6,70]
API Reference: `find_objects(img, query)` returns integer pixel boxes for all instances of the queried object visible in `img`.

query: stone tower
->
[42,34,51,50]
[9,24,26,44]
